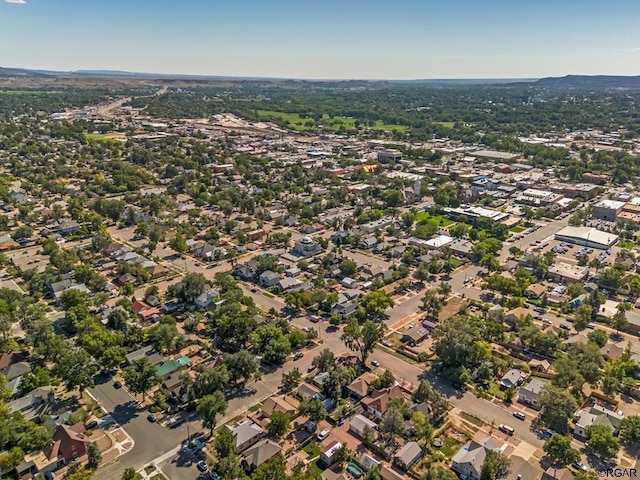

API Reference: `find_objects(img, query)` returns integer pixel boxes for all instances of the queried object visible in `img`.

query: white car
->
[371,360,380,367]
[317,428,331,441]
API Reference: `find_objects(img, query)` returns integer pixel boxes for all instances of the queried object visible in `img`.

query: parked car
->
[147,414,158,423]
[572,462,588,472]
[498,424,515,435]
[587,323,595,329]
[317,428,331,441]
[542,318,553,325]
[513,412,526,421]
[560,323,571,330]
[113,381,122,389]
[196,460,209,473]
[293,352,304,360]
[371,360,380,367]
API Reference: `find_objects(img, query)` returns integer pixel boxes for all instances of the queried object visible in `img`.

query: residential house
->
[574,405,624,438]
[297,382,322,401]
[52,423,92,463]
[360,236,378,249]
[156,356,191,379]
[259,270,281,288]
[361,385,406,419]
[125,345,165,366]
[320,441,343,467]
[349,414,377,439]
[500,369,525,389]
[524,283,547,299]
[194,289,219,309]
[402,325,430,346]
[291,236,322,257]
[233,263,257,281]
[226,420,264,453]
[451,435,507,480]
[242,439,282,471]
[276,277,303,293]
[0,352,28,379]
[346,372,377,400]
[518,378,546,409]
[394,441,422,469]
[332,300,358,319]
[528,359,551,373]
[8,386,58,421]
[261,396,299,417]
[312,372,330,388]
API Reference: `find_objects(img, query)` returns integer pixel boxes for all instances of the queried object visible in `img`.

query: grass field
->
[433,121,456,129]
[415,212,455,226]
[509,226,525,233]
[256,110,407,133]
[617,240,635,249]
[84,132,126,142]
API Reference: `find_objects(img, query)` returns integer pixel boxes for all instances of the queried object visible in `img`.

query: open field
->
[84,132,127,142]
[415,212,455,226]
[256,110,407,133]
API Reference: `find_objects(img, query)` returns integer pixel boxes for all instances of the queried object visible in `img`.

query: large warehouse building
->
[554,226,618,250]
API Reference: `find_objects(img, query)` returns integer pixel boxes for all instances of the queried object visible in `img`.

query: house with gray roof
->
[394,441,422,469]
[226,420,264,453]
[259,270,281,288]
[452,435,507,480]
[500,369,525,389]
[518,378,546,409]
[574,405,624,438]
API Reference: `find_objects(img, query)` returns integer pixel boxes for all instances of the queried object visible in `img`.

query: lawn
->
[415,212,455,227]
[460,411,486,427]
[84,132,125,143]
[303,443,320,458]
[487,382,507,400]
[617,240,635,249]
[509,226,525,233]
[440,435,464,458]
[255,110,408,133]
[306,459,324,479]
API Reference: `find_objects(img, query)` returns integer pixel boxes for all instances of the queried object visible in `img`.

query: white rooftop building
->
[555,226,618,250]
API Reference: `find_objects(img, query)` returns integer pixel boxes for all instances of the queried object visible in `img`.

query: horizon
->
[1,0,639,79]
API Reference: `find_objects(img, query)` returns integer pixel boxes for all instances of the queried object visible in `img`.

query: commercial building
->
[471,150,519,162]
[592,200,625,221]
[547,262,589,283]
[515,188,563,207]
[377,149,402,164]
[554,226,618,250]
[444,205,510,223]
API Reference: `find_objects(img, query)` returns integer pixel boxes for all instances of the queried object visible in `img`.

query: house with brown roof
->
[524,283,547,299]
[346,371,377,400]
[52,423,92,463]
[261,396,299,417]
[361,385,407,419]
[241,439,282,471]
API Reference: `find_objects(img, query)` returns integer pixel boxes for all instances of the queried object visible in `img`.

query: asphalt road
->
[368,349,546,449]
[89,374,193,477]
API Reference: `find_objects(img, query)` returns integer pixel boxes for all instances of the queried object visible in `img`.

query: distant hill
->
[532,75,640,89]
[1,67,639,89]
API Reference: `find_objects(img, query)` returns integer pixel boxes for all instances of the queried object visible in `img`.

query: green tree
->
[121,468,137,480]
[539,386,579,434]
[611,311,628,334]
[379,407,405,446]
[421,289,443,320]
[252,455,287,480]
[169,231,188,254]
[122,357,160,401]
[197,391,228,435]
[225,349,258,384]
[480,450,511,480]
[87,442,102,469]
[618,415,640,444]
[281,368,302,393]
[298,396,327,422]
[341,320,385,366]
[54,348,97,395]
[267,411,290,439]
[587,329,608,348]
[423,465,459,480]
[312,348,335,372]
[214,428,236,459]
[168,272,209,305]
[543,434,580,469]
[585,425,620,459]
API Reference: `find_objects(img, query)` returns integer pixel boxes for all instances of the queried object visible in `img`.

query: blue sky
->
[1,0,639,79]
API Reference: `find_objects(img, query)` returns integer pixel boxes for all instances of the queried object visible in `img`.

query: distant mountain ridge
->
[1,66,639,89]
